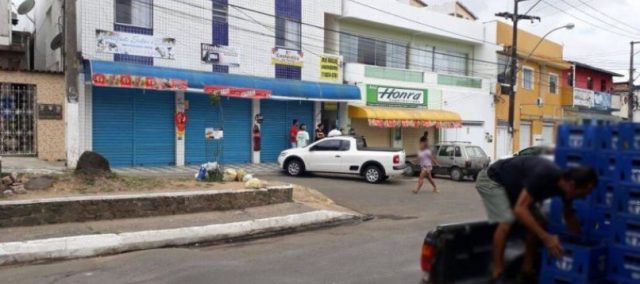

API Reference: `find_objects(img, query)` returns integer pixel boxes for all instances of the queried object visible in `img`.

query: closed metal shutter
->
[260,100,314,162]
[185,93,219,165]
[93,88,175,167]
[220,97,251,163]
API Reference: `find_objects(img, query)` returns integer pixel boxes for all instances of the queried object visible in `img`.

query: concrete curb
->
[0,210,361,266]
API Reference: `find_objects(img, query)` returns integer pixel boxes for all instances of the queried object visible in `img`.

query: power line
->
[543,0,639,39]
[574,0,640,35]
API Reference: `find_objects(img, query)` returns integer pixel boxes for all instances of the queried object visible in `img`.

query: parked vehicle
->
[496,145,555,162]
[409,142,490,181]
[278,136,407,183]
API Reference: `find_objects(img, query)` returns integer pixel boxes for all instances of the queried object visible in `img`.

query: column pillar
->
[175,91,185,166]
[252,99,260,164]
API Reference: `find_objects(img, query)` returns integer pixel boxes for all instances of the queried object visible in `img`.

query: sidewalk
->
[0,157,66,175]
[112,163,281,177]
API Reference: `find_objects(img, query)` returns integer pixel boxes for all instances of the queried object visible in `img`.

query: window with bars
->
[115,0,153,29]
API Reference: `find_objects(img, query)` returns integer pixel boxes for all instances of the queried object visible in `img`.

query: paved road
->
[0,173,486,284]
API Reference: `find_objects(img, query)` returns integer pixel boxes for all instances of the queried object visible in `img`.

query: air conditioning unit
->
[536,97,544,107]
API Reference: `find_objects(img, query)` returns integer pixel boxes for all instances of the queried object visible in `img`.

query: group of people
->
[288,120,355,149]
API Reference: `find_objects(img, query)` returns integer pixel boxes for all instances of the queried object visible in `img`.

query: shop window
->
[276,17,301,50]
[522,67,534,90]
[115,0,153,29]
[549,74,558,94]
[409,45,434,72]
[587,77,593,90]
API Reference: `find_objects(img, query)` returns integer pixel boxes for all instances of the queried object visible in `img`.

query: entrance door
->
[0,83,36,156]
[496,125,510,158]
[542,123,554,145]
[519,122,531,150]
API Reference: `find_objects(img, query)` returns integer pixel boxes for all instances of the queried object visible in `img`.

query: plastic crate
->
[556,149,594,169]
[591,178,616,209]
[617,155,640,186]
[548,199,610,242]
[539,270,606,284]
[607,275,639,284]
[595,124,620,151]
[557,124,597,150]
[608,246,640,282]
[595,153,618,180]
[612,215,640,251]
[619,122,640,152]
[613,185,640,217]
[541,242,608,279]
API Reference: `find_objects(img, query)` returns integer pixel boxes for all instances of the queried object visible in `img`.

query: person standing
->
[475,156,598,283]
[413,137,438,194]
[315,123,325,140]
[289,119,299,148]
[296,124,310,148]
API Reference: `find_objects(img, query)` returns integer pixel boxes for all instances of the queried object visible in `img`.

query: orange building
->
[494,22,572,157]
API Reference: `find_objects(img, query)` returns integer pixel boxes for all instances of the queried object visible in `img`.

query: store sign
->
[319,54,341,82]
[92,73,187,90]
[96,29,176,59]
[593,92,612,110]
[38,104,63,120]
[271,47,304,67]
[203,85,271,99]
[201,43,240,66]
[366,85,428,107]
[611,94,622,110]
[573,88,594,108]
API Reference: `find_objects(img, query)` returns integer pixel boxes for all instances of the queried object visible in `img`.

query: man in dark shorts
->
[475,156,598,283]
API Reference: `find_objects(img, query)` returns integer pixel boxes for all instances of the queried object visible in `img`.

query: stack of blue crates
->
[542,123,640,283]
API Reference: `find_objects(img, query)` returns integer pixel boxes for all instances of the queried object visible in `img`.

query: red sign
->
[92,73,188,91]
[204,85,271,99]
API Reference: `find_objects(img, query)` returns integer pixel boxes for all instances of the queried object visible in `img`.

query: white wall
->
[34,0,63,71]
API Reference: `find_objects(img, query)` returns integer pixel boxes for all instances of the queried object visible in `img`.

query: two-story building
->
[494,21,572,157]
[336,0,498,158]
[35,0,363,168]
[561,61,623,122]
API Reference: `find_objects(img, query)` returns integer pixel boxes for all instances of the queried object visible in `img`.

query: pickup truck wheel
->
[450,167,463,182]
[364,165,383,183]
[285,159,304,176]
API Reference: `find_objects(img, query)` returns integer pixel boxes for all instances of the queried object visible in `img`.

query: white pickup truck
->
[277,136,407,183]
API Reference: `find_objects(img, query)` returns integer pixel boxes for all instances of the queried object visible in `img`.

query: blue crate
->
[541,242,608,279]
[557,124,598,150]
[539,269,606,284]
[595,124,620,152]
[556,149,595,169]
[608,246,640,282]
[619,122,640,152]
[548,198,612,241]
[595,153,619,180]
[613,185,640,217]
[591,178,616,209]
[607,276,638,284]
[612,215,640,251]
[617,155,640,185]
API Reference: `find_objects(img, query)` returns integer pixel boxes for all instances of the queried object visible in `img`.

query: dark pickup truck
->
[420,220,529,284]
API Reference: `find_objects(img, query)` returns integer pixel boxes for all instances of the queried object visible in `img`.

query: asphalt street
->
[0,173,487,284]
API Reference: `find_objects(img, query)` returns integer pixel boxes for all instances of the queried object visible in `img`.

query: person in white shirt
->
[296,124,310,148]
[328,126,342,137]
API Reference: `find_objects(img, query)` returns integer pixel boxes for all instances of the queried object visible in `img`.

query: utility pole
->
[496,1,540,147]
[64,0,79,103]
[629,41,640,121]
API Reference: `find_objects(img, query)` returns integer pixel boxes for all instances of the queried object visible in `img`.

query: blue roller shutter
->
[185,93,219,164]
[133,90,175,166]
[220,97,251,163]
[93,88,174,167]
[93,87,134,167]
[260,100,314,162]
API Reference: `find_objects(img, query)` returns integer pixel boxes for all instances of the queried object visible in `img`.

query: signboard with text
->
[96,29,175,59]
[593,91,612,110]
[271,47,304,67]
[319,54,341,82]
[92,73,187,90]
[201,43,240,66]
[573,87,594,108]
[366,85,428,107]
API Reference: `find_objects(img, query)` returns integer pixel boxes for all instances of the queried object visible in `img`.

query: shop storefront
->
[83,60,359,167]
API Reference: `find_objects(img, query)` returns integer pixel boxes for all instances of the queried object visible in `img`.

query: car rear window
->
[465,146,487,158]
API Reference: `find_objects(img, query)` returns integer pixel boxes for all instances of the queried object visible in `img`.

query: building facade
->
[35,0,363,168]
[338,0,497,158]
[494,21,571,156]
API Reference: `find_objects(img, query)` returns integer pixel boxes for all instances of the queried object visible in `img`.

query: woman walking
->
[414,137,439,194]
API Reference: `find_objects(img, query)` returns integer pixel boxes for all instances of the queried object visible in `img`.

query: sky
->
[460,0,640,82]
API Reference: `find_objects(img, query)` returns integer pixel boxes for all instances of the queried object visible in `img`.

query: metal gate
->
[0,83,36,155]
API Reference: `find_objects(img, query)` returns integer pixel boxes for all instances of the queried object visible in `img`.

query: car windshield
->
[465,146,487,158]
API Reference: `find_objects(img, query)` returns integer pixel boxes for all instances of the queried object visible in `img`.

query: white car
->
[278,136,407,183]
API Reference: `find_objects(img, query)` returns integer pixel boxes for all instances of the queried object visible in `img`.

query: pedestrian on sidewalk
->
[315,123,326,140]
[296,124,310,148]
[475,156,598,283]
[413,137,438,194]
[289,119,299,148]
[328,125,342,137]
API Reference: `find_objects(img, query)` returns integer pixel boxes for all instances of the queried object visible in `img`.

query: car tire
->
[364,165,383,184]
[450,167,463,182]
[285,158,305,177]
[472,173,479,181]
